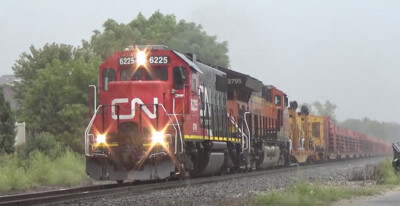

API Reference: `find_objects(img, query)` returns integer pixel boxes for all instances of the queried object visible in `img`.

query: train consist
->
[85,45,391,182]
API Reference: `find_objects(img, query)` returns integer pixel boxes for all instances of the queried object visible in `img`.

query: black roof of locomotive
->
[215,66,262,92]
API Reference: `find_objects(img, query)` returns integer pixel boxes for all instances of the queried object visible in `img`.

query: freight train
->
[85,45,391,183]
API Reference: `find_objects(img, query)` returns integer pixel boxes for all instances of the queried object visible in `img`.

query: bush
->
[15,132,65,159]
[0,148,89,193]
[376,159,400,185]
[0,156,31,191]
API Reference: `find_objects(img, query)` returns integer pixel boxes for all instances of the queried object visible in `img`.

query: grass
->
[376,159,400,185]
[254,158,400,206]
[0,149,89,193]
[254,181,379,206]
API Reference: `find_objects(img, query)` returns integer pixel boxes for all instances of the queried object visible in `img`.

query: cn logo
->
[111,98,158,120]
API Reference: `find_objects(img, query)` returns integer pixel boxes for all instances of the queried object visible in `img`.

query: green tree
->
[312,100,337,120]
[12,43,75,104]
[0,86,16,154]
[16,45,101,152]
[339,118,400,142]
[90,11,230,67]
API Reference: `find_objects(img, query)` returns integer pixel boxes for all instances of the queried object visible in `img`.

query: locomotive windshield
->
[103,68,116,91]
[120,67,168,81]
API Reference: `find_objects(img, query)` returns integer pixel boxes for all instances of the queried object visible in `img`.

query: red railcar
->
[321,116,391,159]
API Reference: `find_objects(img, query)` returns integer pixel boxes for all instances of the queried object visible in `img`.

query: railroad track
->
[0,156,386,206]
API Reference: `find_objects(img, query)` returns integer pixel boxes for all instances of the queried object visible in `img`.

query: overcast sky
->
[1,0,399,123]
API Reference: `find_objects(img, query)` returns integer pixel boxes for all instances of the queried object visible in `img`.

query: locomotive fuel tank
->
[191,141,227,176]
[256,145,280,169]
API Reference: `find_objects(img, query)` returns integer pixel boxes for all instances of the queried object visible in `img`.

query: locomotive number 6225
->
[149,56,169,64]
[119,57,135,65]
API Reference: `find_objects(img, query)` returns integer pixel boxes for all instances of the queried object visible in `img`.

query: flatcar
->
[84,45,390,183]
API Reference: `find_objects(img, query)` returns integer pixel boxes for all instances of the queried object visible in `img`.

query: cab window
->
[120,69,128,81]
[312,122,320,138]
[274,95,281,106]
[120,67,167,81]
[173,66,186,90]
[132,68,143,80]
[103,68,116,91]
[191,72,197,93]
[120,68,141,81]
[145,67,168,81]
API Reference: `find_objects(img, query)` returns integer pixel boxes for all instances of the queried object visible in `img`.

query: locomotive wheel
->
[306,156,314,164]
[244,164,250,172]
[179,168,190,180]
[247,162,253,172]
[220,166,228,175]
[324,156,330,162]
[255,161,262,170]
[116,180,124,185]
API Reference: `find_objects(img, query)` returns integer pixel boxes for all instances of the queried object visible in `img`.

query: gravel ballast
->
[59,156,387,206]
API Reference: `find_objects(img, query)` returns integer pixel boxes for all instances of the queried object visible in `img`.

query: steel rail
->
[0,156,386,206]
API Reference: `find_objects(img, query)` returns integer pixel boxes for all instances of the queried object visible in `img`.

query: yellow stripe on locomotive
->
[183,134,241,142]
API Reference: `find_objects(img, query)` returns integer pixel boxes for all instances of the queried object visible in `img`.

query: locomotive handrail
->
[228,109,235,138]
[85,105,102,156]
[137,102,181,154]
[237,117,248,152]
[158,104,183,154]
[89,85,96,109]
[227,113,250,153]
[172,97,184,154]
[244,112,251,152]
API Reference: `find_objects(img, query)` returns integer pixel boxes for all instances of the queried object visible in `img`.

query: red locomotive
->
[85,45,390,183]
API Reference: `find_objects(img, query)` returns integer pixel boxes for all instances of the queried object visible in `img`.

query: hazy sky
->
[1,0,399,123]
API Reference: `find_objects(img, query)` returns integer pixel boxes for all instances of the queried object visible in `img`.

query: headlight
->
[151,131,164,145]
[96,134,106,144]
[136,50,146,66]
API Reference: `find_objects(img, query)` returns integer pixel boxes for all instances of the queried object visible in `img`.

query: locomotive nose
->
[107,81,170,122]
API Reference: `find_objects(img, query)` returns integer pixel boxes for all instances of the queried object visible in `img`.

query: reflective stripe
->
[183,135,241,142]
[93,142,118,147]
